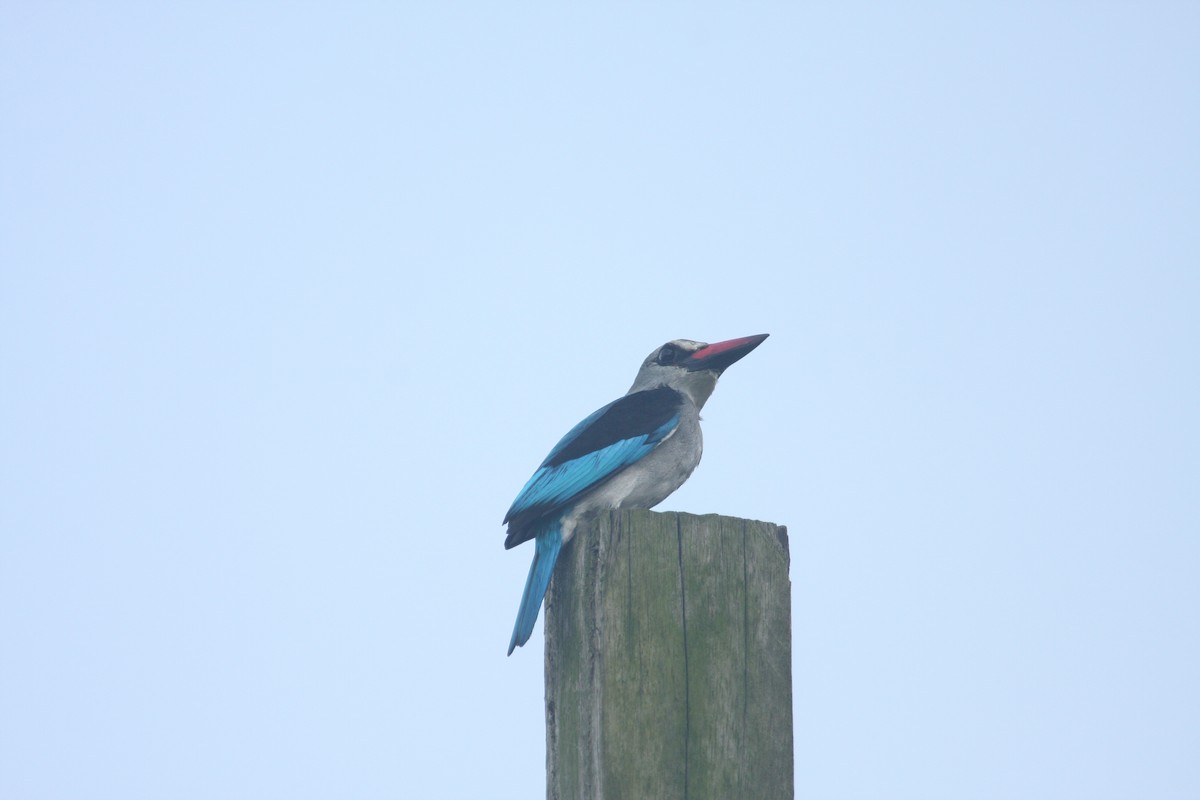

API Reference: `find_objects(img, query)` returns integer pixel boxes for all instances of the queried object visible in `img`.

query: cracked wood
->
[544,509,793,800]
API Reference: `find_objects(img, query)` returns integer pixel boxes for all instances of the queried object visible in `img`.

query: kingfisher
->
[504,334,769,655]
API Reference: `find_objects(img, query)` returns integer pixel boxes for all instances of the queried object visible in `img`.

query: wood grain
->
[545,509,792,800]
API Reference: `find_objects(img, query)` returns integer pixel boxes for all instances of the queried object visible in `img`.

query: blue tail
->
[508,524,564,655]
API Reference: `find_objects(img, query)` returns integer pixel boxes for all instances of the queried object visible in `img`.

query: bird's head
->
[629,334,769,407]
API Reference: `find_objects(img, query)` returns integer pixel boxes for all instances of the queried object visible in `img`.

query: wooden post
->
[544,509,793,800]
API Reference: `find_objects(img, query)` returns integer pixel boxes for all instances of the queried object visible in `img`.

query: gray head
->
[628,334,769,407]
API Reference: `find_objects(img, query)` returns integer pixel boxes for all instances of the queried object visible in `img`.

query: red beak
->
[684,333,769,373]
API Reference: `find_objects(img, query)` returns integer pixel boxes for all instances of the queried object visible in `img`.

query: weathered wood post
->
[544,509,793,800]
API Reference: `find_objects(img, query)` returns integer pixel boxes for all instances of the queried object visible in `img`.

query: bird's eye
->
[657,345,677,365]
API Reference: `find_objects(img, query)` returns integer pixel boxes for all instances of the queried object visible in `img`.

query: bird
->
[503,333,768,655]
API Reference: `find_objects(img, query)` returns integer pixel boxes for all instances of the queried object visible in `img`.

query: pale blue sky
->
[2,4,1197,798]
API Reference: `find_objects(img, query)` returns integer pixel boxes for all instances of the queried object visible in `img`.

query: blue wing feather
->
[541,401,617,465]
[505,412,679,521]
